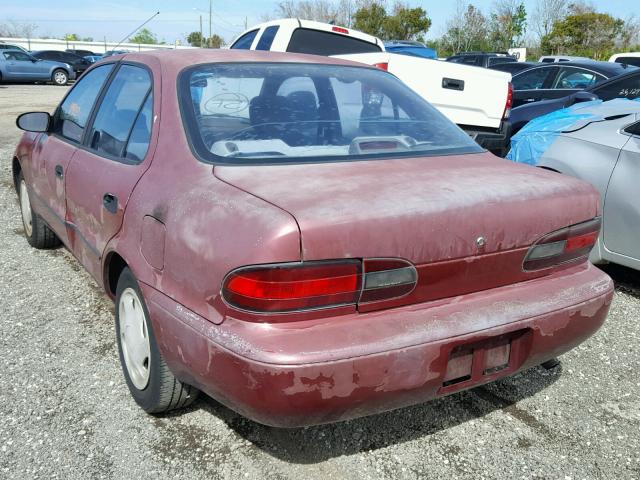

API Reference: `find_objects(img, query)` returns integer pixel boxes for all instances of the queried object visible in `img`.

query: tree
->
[270,0,358,26]
[619,15,640,51]
[353,1,431,41]
[65,33,79,41]
[207,34,224,48]
[0,20,38,38]
[352,2,387,38]
[489,0,527,50]
[130,28,158,45]
[531,0,568,40]
[541,11,624,59]
[187,31,204,47]
[383,3,431,41]
[441,2,490,55]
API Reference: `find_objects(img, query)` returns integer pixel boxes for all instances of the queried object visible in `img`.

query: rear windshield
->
[287,28,382,55]
[180,63,482,164]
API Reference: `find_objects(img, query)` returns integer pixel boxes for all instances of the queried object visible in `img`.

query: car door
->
[29,63,115,244]
[602,121,640,261]
[512,66,558,107]
[64,63,157,280]
[3,51,38,78]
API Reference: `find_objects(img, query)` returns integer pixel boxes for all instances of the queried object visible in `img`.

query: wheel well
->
[12,157,21,191]
[105,252,128,298]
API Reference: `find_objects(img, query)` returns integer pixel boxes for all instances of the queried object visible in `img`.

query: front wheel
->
[17,171,61,249]
[52,69,68,86]
[115,267,199,413]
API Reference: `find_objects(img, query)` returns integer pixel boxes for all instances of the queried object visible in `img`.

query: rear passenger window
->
[231,30,258,50]
[88,65,152,161]
[256,26,279,51]
[594,74,640,100]
[124,94,153,162]
[54,64,114,143]
[512,68,554,90]
[287,28,381,55]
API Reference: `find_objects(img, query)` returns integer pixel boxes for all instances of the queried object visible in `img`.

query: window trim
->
[51,61,119,146]
[177,61,483,167]
[83,61,155,165]
[51,60,155,166]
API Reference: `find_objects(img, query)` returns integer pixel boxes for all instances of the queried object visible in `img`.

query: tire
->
[52,69,68,86]
[17,171,61,249]
[115,267,199,413]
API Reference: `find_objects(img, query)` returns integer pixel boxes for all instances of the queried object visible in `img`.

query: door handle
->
[54,164,64,178]
[442,77,465,91]
[103,193,118,214]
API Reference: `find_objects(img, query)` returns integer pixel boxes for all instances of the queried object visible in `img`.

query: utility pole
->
[199,15,203,48]
[244,16,248,30]
[208,0,212,48]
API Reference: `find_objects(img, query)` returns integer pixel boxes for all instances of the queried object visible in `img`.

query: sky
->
[1,0,637,44]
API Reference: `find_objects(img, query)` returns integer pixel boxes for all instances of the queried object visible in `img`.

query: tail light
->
[502,82,513,120]
[222,258,417,314]
[523,217,601,271]
[332,26,349,35]
[374,62,389,71]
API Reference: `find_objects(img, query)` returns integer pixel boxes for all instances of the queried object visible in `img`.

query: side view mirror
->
[573,91,599,104]
[16,112,51,132]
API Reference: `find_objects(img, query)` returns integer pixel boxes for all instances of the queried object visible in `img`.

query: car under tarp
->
[507,98,640,166]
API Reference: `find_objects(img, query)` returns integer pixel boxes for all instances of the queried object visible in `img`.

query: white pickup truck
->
[230,19,513,153]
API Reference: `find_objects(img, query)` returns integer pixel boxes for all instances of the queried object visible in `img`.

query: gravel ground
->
[0,83,639,480]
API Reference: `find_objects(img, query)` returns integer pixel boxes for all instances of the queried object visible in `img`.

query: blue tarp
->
[506,100,602,165]
[507,98,640,166]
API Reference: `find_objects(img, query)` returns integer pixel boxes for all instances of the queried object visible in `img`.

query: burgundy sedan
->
[12,49,613,427]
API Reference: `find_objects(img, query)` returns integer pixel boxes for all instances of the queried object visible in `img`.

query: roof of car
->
[515,60,637,77]
[116,48,374,70]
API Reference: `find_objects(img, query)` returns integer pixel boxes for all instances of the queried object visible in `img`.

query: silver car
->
[533,104,640,270]
[0,49,75,85]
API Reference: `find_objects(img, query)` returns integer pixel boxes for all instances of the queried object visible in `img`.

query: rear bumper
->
[462,120,512,156]
[142,263,613,427]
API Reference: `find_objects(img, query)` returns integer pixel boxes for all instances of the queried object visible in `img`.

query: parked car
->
[609,52,640,67]
[0,50,74,85]
[66,48,96,58]
[384,41,437,59]
[103,50,130,57]
[511,61,634,107]
[489,61,539,75]
[84,55,103,64]
[510,101,640,271]
[31,50,90,75]
[0,42,30,54]
[447,52,517,68]
[12,49,613,427]
[231,19,514,155]
[539,55,591,63]
[509,68,640,137]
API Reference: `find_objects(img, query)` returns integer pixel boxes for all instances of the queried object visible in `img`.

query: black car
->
[489,61,538,75]
[446,52,517,68]
[511,61,635,108]
[509,68,640,139]
[31,50,90,74]
[65,48,96,58]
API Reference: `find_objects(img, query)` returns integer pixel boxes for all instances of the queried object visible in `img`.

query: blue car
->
[0,50,75,85]
[384,41,437,60]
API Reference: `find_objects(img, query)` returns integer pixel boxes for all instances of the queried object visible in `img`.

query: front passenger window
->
[88,65,152,160]
[53,64,114,143]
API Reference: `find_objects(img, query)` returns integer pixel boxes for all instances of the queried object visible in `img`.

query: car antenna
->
[112,11,160,52]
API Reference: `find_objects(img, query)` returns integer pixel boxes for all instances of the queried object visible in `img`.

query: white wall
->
[0,37,195,54]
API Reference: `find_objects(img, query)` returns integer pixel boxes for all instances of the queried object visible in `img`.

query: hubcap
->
[119,288,151,390]
[19,180,33,237]
[54,72,66,84]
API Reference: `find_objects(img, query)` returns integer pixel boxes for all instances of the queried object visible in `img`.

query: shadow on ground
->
[600,264,640,298]
[178,364,562,464]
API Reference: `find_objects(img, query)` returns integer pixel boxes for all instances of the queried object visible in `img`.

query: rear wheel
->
[115,267,199,413]
[52,69,68,86]
[17,172,61,249]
